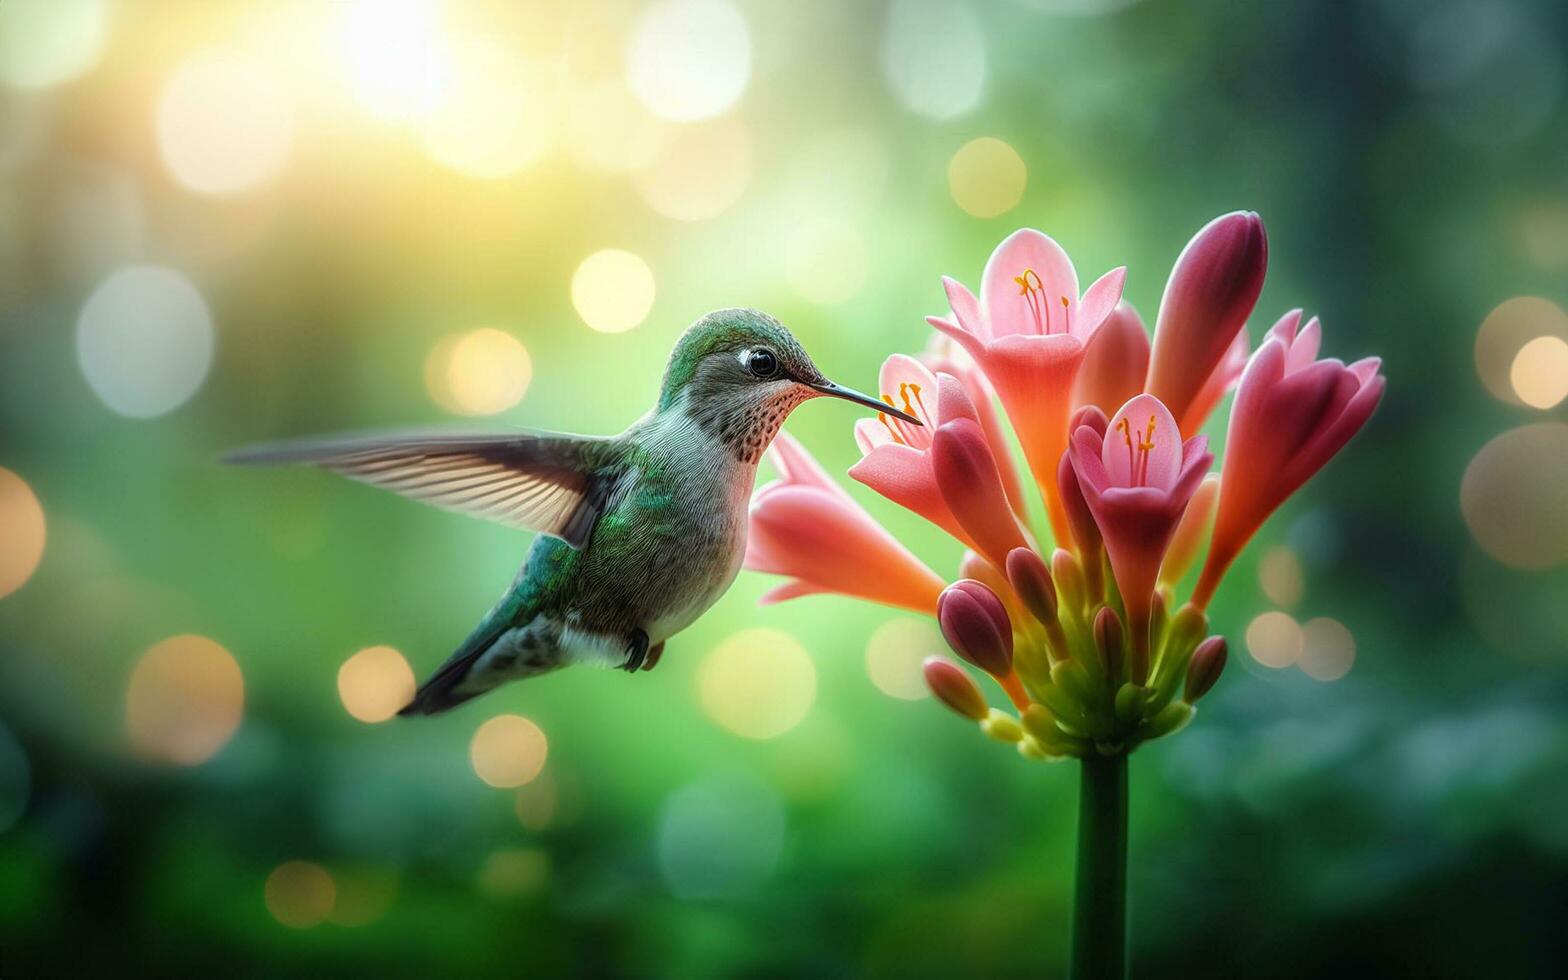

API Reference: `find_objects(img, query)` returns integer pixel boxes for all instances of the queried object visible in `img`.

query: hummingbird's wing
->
[226,431,624,549]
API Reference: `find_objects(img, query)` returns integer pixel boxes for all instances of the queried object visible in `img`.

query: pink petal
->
[1074,266,1128,340]
[927,315,989,367]
[849,443,976,549]
[1177,325,1250,437]
[981,229,1080,338]
[942,276,985,339]
[1102,394,1182,491]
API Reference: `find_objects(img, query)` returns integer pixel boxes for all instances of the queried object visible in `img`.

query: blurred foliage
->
[2,0,1567,977]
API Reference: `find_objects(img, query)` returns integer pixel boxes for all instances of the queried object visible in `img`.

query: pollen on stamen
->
[878,394,905,444]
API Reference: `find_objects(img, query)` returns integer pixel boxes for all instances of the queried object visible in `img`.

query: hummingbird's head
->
[660,308,920,463]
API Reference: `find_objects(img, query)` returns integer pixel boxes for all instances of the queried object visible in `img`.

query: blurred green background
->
[2,0,1567,976]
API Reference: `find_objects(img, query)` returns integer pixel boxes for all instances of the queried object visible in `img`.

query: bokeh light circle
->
[948,138,1027,218]
[265,861,336,928]
[626,0,752,123]
[1510,335,1568,409]
[1475,296,1568,406]
[1298,617,1356,681]
[1461,422,1568,570]
[565,80,671,174]
[0,467,46,599]
[882,0,987,120]
[697,628,816,739]
[327,868,399,927]
[865,618,943,700]
[470,714,548,788]
[572,250,657,334]
[422,39,553,179]
[339,0,447,122]
[1245,611,1303,669]
[657,775,785,899]
[337,646,416,723]
[0,0,109,90]
[424,328,532,416]
[157,51,295,195]
[76,265,215,419]
[1257,545,1305,608]
[633,118,752,222]
[126,635,245,765]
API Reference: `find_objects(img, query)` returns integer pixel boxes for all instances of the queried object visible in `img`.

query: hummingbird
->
[230,308,920,716]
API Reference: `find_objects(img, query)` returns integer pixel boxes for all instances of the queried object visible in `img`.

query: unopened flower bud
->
[1147,211,1268,433]
[923,656,989,720]
[1183,636,1228,704]
[937,580,1014,677]
[1094,605,1125,679]
[1057,451,1104,582]
[932,419,1028,567]
[1005,547,1057,625]
[1050,548,1085,614]
[981,708,1024,743]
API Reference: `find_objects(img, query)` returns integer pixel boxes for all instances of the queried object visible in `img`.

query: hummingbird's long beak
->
[808,380,922,425]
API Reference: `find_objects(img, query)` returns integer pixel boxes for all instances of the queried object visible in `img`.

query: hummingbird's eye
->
[746,349,779,379]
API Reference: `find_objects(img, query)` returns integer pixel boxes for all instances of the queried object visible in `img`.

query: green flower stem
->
[1070,752,1128,980]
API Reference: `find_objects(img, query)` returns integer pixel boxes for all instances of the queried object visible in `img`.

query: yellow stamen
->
[878,394,904,445]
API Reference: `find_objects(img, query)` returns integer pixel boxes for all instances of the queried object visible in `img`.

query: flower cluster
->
[747,213,1384,759]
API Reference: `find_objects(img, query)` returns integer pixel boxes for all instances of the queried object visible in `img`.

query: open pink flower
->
[746,430,946,614]
[927,229,1127,545]
[1192,311,1385,607]
[1145,212,1268,437]
[1068,394,1213,676]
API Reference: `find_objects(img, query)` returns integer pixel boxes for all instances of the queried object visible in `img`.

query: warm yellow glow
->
[626,0,752,123]
[697,628,816,739]
[422,38,554,179]
[1245,611,1303,669]
[157,51,294,196]
[339,0,448,121]
[76,266,215,419]
[470,714,548,788]
[1257,546,1305,608]
[1510,335,1568,409]
[337,646,416,723]
[785,218,869,305]
[1475,296,1568,405]
[477,847,549,899]
[265,861,336,929]
[514,771,559,830]
[633,118,751,222]
[572,250,657,334]
[1299,617,1356,682]
[425,329,533,416]
[126,635,245,765]
[0,468,46,599]
[1461,422,1568,570]
[565,80,671,174]
[865,618,942,700]
[0,0,108,90]
[948,138,1027,218]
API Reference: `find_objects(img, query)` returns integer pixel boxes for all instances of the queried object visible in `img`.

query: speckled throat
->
[690,387,814,463]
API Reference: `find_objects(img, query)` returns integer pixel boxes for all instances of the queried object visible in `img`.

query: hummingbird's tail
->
[399,593,534,717]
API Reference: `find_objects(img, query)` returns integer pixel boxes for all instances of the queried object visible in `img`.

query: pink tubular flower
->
[1073,301,1150,420]
[849,356,1019,552]
[745,430,946,614]
[1068,394,1213,674]
[1145,212,1268,436]
[927,229,1127,545]
[1192,311,1384,607]
[922,343,1028,517]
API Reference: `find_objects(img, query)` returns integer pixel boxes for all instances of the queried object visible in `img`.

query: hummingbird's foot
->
[622,629,650,672]
[641,641,665,672]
